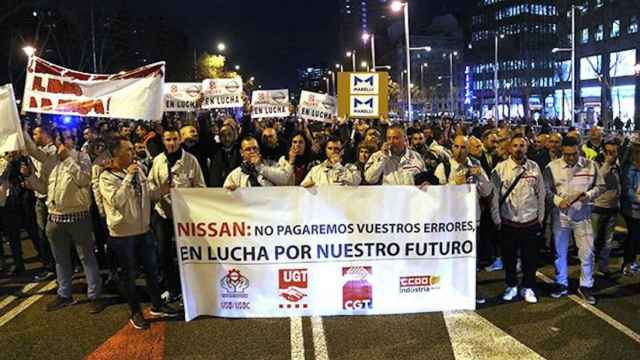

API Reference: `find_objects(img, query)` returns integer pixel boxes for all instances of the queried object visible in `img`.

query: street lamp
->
[346,51,357,71]
[335,63,344,72]
[323,77,330,94]
[391,1,413,122]
[217,43,226,52]
[234,65,240,71]
[374,65,392,71]
[443,52,458,115]
[494,33,505,120]
[22,46,36,57]
[362,31,377,70]
[328,70,336,95]
[250,76,255,82]
[361,61,369,71]
[420,63,428,91]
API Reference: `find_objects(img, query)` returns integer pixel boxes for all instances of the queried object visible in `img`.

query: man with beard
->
[364,125,426,185]
[180,124,212,182]
[208,124,242,187]
[434,135,493,303]
[582,127,603,161]
[491,134,546,303]
[409,129,441,184]
[224,137,292,189]
[260,127,287,162]
[301,138,361,187]
[135,123,163,158]
[149,127,206,302]
[545,136,605,304]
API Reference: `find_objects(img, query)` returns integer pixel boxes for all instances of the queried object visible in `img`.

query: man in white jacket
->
[224,136,293,189]
[99,136,177,330]
[23,129,104,314]
[302,138,361,187]
[364,125,426,185]
[148,127,206,302]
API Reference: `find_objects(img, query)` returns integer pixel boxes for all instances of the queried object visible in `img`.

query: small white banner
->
[251,89,290,119]
[0,84,25,152]
[201,78,243,109]
[298,90,337,123]
[173,186,477,320]
[22,56,165,120]
[163,83,202,112]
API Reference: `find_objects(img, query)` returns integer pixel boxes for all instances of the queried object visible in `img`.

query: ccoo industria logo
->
[399,275,441,294]
[220,269,250,298]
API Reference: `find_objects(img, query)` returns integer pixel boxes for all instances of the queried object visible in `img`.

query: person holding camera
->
[301,138,361,187]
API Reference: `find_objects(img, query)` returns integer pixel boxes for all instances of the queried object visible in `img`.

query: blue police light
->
[53,114,80,128]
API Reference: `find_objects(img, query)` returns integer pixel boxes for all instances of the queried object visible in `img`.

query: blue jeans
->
[46,217,102,299]
[110,232,162,314]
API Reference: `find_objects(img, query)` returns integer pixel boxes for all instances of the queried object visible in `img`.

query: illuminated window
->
[595,24,604,41]
[629,16,638,34]
[611,19,620,37]
[580,28,589,43]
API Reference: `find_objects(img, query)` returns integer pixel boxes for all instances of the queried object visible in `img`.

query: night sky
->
[128,0,341,89]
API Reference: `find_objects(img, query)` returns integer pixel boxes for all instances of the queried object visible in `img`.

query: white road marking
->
[311,316,329,360]
[0,282,40,311]
[0,280,56,328]
[444,310,546,360]
[290,316,305,360]
[536,271,640,344]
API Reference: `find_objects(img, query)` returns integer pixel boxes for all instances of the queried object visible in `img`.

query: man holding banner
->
[224,137,293,190]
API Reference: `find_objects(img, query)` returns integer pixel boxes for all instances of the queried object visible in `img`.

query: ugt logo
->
[220,269,249,298]
[278,268,308,309]
[342,266,373,310]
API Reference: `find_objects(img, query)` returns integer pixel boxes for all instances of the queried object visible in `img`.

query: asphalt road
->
[1,238,639,360]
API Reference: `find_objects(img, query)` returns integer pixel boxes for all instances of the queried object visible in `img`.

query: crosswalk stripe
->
[0,280,56,328]
[311,316,329,360]
[0,282,40,311]
[536,271,640,344]
[290,316,305,360]
[444,310,546,360]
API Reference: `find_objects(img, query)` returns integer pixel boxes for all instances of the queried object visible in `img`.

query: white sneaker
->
[502,286,518,301]
[520,288,538,303]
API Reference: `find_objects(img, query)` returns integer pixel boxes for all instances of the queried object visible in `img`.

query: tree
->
[196,53,238,81]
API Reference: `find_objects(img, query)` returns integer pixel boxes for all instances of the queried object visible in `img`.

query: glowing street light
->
[250,76,255,82]
[234,65,240,70]
[217,43,226,52]
[346,50,356,71]
[390,1,413,121]
[22,46,36,57]
[391,1,404,13]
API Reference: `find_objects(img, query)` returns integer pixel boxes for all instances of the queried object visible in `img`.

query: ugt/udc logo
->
[278,268,308,309]
[342,266,372,310]
[220,269,249,298]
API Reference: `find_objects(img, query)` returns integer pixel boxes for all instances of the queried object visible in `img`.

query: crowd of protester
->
[1,98,639,330]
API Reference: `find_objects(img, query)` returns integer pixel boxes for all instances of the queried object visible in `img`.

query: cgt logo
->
[342,266,372,310]
[399,275,441,294]
[278,268,308,309]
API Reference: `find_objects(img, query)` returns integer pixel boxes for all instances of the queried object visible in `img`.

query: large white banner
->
[0,84,25,152]
[22,56,165,120]
[298,90,337,123]
[201,78,243,109]
[173,186,477,321]
[163,83,201,112]
[251,89,290,119]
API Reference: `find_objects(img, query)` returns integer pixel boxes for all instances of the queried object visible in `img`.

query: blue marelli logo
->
[353,76,374,87]
[354,98,374,109]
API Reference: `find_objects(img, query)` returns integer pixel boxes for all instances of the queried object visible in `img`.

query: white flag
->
[0,84,25,152]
